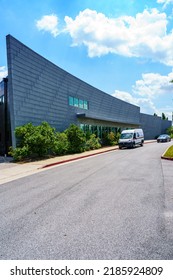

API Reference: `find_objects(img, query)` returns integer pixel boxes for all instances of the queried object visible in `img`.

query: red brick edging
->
[41,140,157,169]
[41,147,118,169]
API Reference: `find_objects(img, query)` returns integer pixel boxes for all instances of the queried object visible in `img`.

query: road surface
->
[0,142,173,259]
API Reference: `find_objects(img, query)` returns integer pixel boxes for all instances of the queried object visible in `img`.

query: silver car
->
[157,134,171,143]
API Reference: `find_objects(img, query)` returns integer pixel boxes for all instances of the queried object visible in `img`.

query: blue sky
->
[0,0,173,119]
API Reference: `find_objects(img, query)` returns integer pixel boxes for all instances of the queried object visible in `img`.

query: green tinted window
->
[69,96,74,106]
[79,99,84,108]
[69,96,88,110]
[74,98,78,107]
[84,100,88,109]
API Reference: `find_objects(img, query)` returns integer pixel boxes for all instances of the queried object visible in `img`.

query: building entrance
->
[0,78,11,155]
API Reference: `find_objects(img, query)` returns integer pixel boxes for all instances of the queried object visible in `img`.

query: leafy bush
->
[53,132,69,155]
[167,126,173,138]
[9,146,30,161]
[85,134,101,150]
[114,132,121,144]
[15,123,35,147]
[102,131,120,146]
[107,131,116,146]
[9,121,121,161]
[24,122,56,157]
[65,124,86,153]
[9,122,56,160]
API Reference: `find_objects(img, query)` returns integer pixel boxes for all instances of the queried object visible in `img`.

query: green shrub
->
[25,122,56,157]
[114,132,121,144]
[9,121,122,161]
[65,124,86,153]
[15,123,35,147]
[85,134,101,150]
[10,122,57,160]
[53,132,69,155]
[101,131,120,146]
[107,131,116,146]
[9,146,30,161]
[85,130,92,140]
[167,126,173,139]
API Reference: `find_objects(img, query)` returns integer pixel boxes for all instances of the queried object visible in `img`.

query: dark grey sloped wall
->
[6,35,141,147]
[140,113,171,140]
[6,35,172,147]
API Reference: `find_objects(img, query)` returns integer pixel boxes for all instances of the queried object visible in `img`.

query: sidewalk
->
[0,140,157,185]
[0,146,118,185]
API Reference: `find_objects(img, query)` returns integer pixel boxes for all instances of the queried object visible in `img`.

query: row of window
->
[69,96,89,110]
[80,124,121,138]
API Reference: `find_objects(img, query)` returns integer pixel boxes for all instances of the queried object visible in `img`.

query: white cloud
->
[112,90,139,105]
[157,0,173,3]
[112,90,158,114]
[133,72,173,97]
[157,0,173,8]
[0,66,8,82]
[36,14,59,37]
[64,8,173,66]
[112,71,173,118]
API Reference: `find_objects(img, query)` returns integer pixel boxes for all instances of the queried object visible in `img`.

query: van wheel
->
[132,142,135,148]
[140,141,143,146]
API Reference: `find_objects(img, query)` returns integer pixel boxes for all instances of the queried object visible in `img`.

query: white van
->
[118,129,144,149]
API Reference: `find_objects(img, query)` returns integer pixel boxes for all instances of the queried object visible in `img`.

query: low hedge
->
[9,122,105,161]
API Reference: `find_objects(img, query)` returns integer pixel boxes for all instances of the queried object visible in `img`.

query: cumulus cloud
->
[112,71,173,117]
[0,66,8,82]
[157,0,173,8]
[64,8,173,66]
[133,72,173,97]
[36,14,59,37]
[112,90,158,114]
[112,90,139,105]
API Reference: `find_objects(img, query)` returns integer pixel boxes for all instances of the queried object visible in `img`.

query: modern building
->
[0,35,172,155]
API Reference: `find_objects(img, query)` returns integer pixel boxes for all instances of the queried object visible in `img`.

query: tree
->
[167,126,173,138]
[161,113,168,120]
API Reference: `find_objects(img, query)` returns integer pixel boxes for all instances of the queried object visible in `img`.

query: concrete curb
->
[0,140,163,185]
[41,140,156,169]
[161,156,173,161]
[161,145,173,161]
[41,147,119,169]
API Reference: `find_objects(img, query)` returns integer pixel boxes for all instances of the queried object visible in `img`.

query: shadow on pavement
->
[0,156,13,164]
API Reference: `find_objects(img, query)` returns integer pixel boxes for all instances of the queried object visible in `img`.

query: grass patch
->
[163,145,173,158]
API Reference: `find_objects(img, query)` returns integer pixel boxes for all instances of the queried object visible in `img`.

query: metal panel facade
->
[6,35,172,147]
[140,113,171,140]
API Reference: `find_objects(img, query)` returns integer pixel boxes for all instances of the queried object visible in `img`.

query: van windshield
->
[120,133,133,139]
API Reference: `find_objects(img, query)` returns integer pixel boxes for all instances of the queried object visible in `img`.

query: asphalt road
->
[0,142,173,260]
